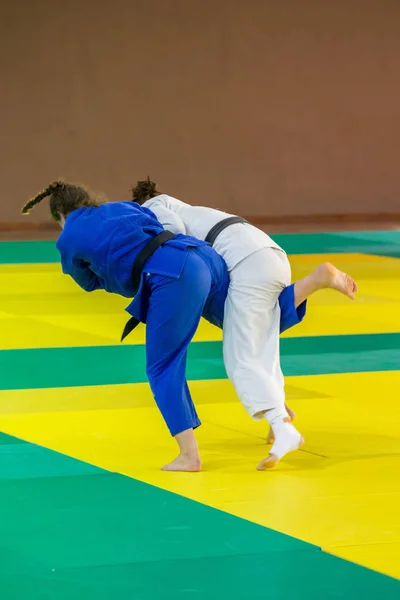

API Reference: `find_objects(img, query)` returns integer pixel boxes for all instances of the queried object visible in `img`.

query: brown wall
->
[1,0,400,225]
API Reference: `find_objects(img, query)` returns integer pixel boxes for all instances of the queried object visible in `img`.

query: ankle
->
[265,407,289,428]
[181,448,199,458]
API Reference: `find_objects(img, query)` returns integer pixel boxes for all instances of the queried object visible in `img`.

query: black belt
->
[121,230,175,341]
[205,216,249,246]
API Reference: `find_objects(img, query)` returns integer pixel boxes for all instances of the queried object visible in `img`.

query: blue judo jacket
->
[56,201,215,324]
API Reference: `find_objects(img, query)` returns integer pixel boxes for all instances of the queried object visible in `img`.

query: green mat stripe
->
[0,333,399,391]
[1,230,400,264]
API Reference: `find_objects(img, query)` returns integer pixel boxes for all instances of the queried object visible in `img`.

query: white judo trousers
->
[223,247,291,418]
[143,194,290,420]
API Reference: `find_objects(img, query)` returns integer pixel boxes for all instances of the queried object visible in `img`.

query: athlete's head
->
[21,181,107,227]
[131,177,161,205]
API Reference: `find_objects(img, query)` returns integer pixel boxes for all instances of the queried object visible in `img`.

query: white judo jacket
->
[143,195,284,272]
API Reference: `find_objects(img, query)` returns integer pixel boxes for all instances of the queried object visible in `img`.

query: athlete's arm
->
[64,257,103,292]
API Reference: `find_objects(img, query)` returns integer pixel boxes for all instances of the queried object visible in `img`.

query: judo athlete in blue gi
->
[21,181,231,472]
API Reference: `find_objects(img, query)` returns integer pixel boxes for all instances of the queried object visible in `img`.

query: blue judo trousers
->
[57,201,306,437]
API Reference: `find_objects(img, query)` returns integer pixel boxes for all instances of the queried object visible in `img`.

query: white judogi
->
[143,194,291,419]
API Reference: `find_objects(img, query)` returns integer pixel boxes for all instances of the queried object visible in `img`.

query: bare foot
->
[162,453,202,472]
[316,262,358,300]
[258,421,304,470]
[267,405,295,444]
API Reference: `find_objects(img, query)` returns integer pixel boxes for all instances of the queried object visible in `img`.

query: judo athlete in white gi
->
[131,179,358,470]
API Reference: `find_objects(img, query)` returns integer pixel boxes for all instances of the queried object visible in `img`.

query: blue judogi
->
[57,201,228,436]
[278,284,306,333]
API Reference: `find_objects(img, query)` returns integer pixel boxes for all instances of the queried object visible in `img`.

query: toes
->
[257,454,279,471]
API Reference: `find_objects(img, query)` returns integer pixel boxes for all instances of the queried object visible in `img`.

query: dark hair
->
[21,180,106,222]
[131,177,160,205]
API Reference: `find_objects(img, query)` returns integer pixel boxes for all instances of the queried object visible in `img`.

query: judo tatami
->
[0,231,399,599]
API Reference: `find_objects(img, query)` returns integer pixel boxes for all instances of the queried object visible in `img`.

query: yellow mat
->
[1,253,400,349]
[1,370,399,578]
